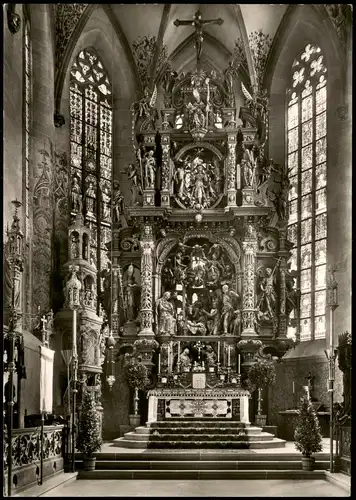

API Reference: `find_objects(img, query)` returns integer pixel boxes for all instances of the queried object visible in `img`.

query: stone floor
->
[40,478,348,497]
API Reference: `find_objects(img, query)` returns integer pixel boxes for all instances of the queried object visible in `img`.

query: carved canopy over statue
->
[157,238,241,336]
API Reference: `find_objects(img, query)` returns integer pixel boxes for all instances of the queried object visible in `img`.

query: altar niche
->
[158,237,241,338]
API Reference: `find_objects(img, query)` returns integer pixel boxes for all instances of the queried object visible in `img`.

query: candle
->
[238,354,241,374]
[158,353,161,374]
[292,381,295,394]
[170,341,173,372]
[228,345,231,367]
[217,342,220,363]
[177,341,180,364]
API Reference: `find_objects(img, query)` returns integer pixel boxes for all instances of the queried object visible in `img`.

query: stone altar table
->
[147,388,250,424]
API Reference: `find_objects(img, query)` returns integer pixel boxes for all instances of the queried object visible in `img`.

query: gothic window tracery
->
[286,44,327,342]
[69,48,113,301]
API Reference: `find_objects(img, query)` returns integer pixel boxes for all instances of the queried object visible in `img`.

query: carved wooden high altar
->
[108,65,298,419]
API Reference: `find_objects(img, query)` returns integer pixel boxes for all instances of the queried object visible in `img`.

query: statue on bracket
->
[143,150,156,189]
[112,181,125,223]
[130,86,158,130]
[71,175,82,212]
[256,266,278,321]
[123,263,141,322]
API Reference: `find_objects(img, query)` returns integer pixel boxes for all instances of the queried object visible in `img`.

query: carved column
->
[160,129,171,207]
[225,132,237,208]
[241,219,258,337]
[138,225,155,337]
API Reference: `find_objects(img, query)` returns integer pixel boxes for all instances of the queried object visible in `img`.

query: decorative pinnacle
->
[12,199,22,216]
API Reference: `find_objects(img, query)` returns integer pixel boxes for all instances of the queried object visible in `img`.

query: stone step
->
[112,438,286,449]
[77,469,327,480]
[135,426,263,435]
[124,431,272,442]
[76,451,330,462]
[148,420,250,428]
[142,433,274,442]
[85,460,329,471]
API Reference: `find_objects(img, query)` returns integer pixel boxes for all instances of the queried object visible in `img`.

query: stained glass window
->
[286,44,327,342]
[24,20,31,239]
[70,49,113,310]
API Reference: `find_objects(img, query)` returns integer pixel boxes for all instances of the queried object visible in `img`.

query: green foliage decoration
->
[247,359,276,389]
[294,397,323,457]
[76,392,102,457]
[124,355,150,390]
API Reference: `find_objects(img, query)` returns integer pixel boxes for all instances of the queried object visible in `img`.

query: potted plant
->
[247,359,276,426]
[294,396,323,470]
[76,392,102,471]
[124,355,150,427]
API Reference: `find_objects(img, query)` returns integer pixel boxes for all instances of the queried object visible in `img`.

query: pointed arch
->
[55,4,139,114]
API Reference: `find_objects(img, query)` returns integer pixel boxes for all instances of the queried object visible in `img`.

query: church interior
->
[3,3,352,497]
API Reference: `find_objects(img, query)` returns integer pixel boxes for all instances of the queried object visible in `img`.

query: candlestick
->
[228,345,231,367]
[292,381,295,394]
[238,354,241,375]
[170,341,173,372]
[158,353,161,374]
[217,342,220,363]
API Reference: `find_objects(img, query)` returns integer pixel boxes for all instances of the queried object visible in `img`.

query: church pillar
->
[30,5,55,318]
[138,225,155,337]
[241,218,258,337]
[225,131,237,208]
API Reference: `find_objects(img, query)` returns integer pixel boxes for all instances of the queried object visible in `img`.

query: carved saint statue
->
[112,182,124,222]
[143,150,156,189]
[85,181,96,215]
[123,263,140,321]
[192,163,208,206]
[70,233,80,259]
[202,298,221,336]
[221,284,240,335]
[102,185,111,221]
[204,345,217,368]
[257,267,278,320]
[156,291,177,335]
[241,145,255,188]
[187,88,206,129]
[71,176,82,212]
[180,347,192,371]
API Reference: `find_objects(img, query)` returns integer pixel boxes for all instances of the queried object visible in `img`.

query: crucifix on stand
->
[41,315,48,346]
[174,10,224,66]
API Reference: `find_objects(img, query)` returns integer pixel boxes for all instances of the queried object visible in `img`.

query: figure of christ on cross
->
[174,10,224,65]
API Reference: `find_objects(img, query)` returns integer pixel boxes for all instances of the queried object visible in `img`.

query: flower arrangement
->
[124,356,150,390]
[247,359,276,390]
[133,338,159,350]
[76,392,102,457]
[294,396,323,457]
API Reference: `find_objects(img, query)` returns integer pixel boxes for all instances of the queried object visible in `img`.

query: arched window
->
[23,19,32,239]
[286,44,327,342]
[69,48,113,301]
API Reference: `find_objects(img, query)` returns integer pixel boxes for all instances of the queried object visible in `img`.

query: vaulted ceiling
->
[54,3,348,105]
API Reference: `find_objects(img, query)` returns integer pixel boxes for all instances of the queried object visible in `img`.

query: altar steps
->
[75,452,330,480]
[112,421,286,449]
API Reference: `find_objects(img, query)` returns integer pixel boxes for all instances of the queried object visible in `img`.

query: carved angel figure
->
[241,82,269,122]
[130,85,158,126]
[256,267,278,320]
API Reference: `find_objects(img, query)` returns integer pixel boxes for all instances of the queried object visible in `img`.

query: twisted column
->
[160,133,171,207]
[139,225,155,337]
[226,133,237,208]
[241,220,258,337]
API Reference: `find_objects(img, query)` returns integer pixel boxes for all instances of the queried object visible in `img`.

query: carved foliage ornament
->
[55,4,88,68]
[324,4,352,48]
[248,29,273,92]
[132,36,168,90]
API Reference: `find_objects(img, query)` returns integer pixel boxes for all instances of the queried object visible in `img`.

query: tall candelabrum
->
[65,265,82,473]
[5,200,24,497]
[324,266,339,474]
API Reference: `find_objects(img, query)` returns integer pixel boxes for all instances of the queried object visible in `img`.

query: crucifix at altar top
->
[41,314,49,346]
[174,10,224,66]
